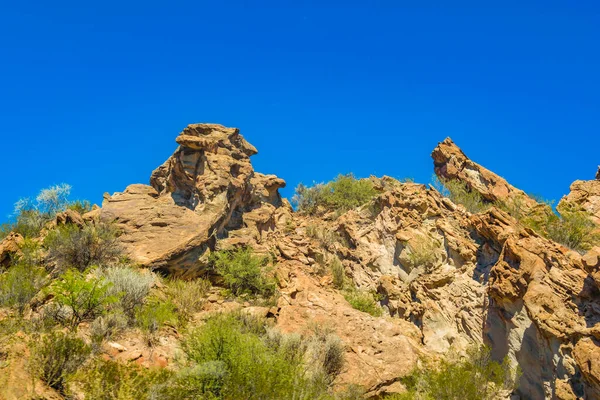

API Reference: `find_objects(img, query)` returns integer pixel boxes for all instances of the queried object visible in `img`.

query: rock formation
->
[99,124,287,277]
[96,126,600,398]
[2,124,598,399]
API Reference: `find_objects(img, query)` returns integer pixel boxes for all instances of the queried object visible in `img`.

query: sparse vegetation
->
[90,311,129,344]
[29,331,91,392]
[165,277,211,319]
[432,176,490,214]
[135,298,178,342]
[44,221,122,271]
[210,247,276,298]
[394,346,518,400]
[67,358,169,399]
[405,233,441,272]
[330,256,345,289]
[294,174,378,215]
[343,288,382,317]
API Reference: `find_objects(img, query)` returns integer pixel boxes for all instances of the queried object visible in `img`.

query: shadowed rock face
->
[99,124,286,276]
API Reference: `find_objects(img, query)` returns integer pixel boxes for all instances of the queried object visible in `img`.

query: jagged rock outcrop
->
[0,232,24,268]
[432,138,553,222]
[92,129,599,398]
[559,172,600,225]
[100,124,286,276]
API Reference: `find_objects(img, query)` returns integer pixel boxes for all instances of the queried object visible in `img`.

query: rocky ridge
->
[1,124,599,399]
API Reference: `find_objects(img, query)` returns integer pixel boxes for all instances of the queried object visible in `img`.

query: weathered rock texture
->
[93,127,599,398]
[100,124,287,277]
[559,176,600,225]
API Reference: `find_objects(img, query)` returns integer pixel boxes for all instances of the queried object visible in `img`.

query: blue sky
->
[1,1,599,219]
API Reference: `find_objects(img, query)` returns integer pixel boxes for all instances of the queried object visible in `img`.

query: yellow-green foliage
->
[0,242,47,314]
[393,346,517,400]
[294,174,378,215]
[165,277,211,319]
[135,297,178,336]
[68,358,170,400]
[344,289,382,317]
[405,234,441,272]
[330,256,345,289]
[167,312,344,399]
[210,247,275,298]
[433,176,489,214]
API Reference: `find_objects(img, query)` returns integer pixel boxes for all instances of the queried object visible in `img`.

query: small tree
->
[48,269,116,330]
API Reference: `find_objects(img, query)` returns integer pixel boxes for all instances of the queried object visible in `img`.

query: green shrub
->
[174,312,340,399]
[44,222,122,271]
[398,346,518,400]
[47,269,117,330]
[210,247,276,298]
[66,200,93,214]
[330,256,345,289]
[67,358,169,400]
[405,234,441,272]
[29,331,91,392]
[432,176,489,214]
[135,298,177,341]
[344,289,382,317]
[0,261,47,314]
[294,174,378,215]
[98,266,154,318]
[165,278,211,319]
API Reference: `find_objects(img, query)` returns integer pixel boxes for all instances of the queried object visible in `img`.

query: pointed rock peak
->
[430,138,552,219]
[175,123,258,156]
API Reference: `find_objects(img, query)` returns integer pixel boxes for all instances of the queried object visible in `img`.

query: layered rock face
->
[92,125,599,399]
[99,124,287,276]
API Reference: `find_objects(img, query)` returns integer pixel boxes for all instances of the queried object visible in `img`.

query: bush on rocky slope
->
[44,222,123,271]
[432,176,490,214]
[390,346,517,400]
[210,247,276,298]
[294,174,378,215]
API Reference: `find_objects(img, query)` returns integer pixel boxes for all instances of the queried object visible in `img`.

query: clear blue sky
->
[1,1,599,219]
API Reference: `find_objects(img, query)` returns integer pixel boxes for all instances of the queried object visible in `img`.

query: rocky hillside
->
[0,123,599,400]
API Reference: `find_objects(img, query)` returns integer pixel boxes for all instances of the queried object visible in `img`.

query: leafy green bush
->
[294,174,378,215]
[165,277,211,319]
[210,247,275,298]
[98,266,154,318]
[172,312,342,399]
[396,346,517,400]
[47,269,117,330]
[29,331,91,392]
[0,261,47,314]
[67,358,169,399]
[44,222,122,271]
[432,176,489,214]
[343,289,382,317]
